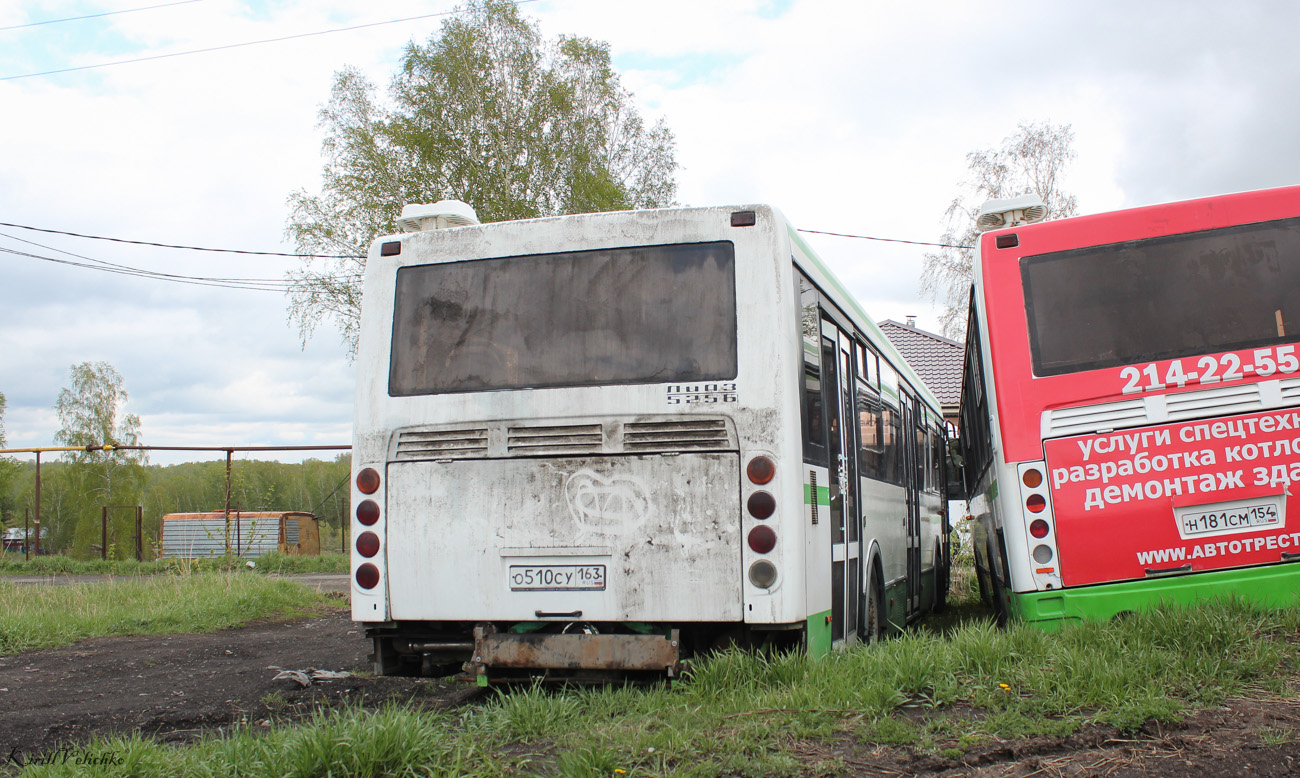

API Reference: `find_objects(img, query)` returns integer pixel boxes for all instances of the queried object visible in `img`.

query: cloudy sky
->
[2,0,1299,464]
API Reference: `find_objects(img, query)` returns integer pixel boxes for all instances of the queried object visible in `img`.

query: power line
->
[0,220,362,259]
[1,1,539,82]
[0,0,201,32]
[797,228,968,250]
[0,245,296,292]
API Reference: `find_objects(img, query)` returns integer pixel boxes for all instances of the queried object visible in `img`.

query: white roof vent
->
[397,200,481,232]
[975,194,1048,232]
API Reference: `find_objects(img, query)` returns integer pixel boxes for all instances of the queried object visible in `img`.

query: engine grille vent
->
[1164,383,1261,420]
[1043,399,1147,438]
[1044,379,1286,439]
[623,419,732,451]
[507,424,603,455]
[394,428,488,460]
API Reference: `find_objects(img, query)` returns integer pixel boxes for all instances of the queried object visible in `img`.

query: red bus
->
[960,185,1300,626]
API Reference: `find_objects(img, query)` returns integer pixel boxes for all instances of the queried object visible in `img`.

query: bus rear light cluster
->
[1017,461,1062,589]
[744,455,779,591]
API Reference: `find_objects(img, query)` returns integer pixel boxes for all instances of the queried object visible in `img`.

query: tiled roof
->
[878,320,963,406]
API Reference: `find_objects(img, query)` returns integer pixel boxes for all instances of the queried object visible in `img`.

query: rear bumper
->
[1011,562,1300,628]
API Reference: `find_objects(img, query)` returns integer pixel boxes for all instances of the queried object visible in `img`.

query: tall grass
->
[17,598,1300,777]
[0,572,331,655]
[0,552,349,576]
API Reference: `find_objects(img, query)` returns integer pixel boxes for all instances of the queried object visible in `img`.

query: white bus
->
[349,202,951,682]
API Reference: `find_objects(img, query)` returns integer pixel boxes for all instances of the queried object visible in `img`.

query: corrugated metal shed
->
[158,511,319,558]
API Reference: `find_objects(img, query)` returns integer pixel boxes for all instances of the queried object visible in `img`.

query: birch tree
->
[286,0,678,355]
[921,122,1078,337]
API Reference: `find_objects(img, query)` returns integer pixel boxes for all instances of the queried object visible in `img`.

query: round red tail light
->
[746,456,775,485]
[747,525,777,554]
[356,531,381,558]
[1022,469,1043,488]
[356,467,381,495]
[747,491,776,520]
[355,563,380,589]
[1026,494,1046,514]
[356,499,380,526]
[1029,519,1050,538]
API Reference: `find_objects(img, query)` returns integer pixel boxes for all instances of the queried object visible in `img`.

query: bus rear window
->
[1022,216,1300,376]
[389,241,737,395]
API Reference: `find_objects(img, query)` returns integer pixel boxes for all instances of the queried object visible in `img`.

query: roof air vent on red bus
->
[976,195,1047,232]
[397,200,481,232]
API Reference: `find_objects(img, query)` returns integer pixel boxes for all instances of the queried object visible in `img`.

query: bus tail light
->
[1017,462,1061,590]
[747,491,776,519]
[748,525,776,554]
[746,456,775,484]
[357,467,381,494]
[356,499,380,526]
[748,560,777,588]
[357,531,381,558]
[356,563,380,589]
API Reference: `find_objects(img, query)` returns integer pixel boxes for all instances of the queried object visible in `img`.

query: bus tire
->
[988,539,1009,628]
[933,540,949,613]
[974,540,993,608]
[864,576,883,644]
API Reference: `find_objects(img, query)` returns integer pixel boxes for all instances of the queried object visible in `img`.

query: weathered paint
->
[386,452,742,623]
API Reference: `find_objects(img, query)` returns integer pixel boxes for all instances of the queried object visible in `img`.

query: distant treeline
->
[0,454,351,559]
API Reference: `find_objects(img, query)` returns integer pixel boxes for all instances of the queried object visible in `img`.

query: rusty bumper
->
[465,624,682,679]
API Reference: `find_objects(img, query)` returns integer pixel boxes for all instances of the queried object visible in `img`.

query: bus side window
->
[798,272,828,465]
[878,361,902,485]
[929,421,944,493]
[856,381,884,480]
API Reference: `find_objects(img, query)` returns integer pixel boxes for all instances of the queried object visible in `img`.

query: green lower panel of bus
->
[1011,563,1300,628]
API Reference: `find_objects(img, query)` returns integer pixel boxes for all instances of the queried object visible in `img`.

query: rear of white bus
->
[348,205,807,681]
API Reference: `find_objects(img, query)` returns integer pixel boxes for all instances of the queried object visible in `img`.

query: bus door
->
[901,392,922,615]
[820,319,861,643]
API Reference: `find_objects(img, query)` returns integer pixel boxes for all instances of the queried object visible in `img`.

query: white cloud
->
[3,0,1299,462]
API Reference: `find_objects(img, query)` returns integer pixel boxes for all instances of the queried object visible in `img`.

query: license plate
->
[1176,499,1283,539]
[508,564,606,591]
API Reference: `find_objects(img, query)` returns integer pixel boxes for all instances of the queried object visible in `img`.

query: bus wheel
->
[974,543,993,608]
[987,540,1009,628]
[863,577,883,644]
[933,541,949,614]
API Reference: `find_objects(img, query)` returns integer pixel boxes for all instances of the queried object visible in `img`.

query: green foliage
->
[51,362,147,557]
[0,389,24,530]
[0,551,348,575]
[16,599,1300,776]
[0,454,351,557]
[285,0,678,354]
[0,573,329,655]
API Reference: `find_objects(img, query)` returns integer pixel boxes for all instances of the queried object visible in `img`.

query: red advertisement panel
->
[980,185,1300,465]
[1045,409,1300,587]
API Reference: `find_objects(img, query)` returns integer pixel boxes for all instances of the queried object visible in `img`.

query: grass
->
[0,551,349,575]
[15,595,1300,777]
[0,571,332,655]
